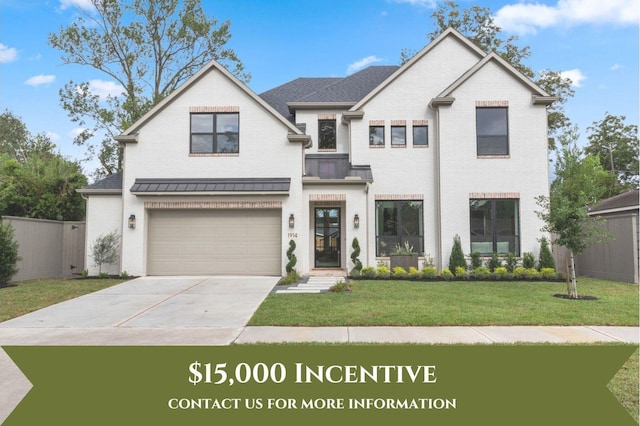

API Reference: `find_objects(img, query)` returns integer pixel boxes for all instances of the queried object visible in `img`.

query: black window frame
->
[469,198,520,255]
[476,107,509,156]
[391,125,406,146]
[375,200,424,256]
[369,125,385,146]
[318,119,337,150]
[190,112,239,154]
[412,125,428,146]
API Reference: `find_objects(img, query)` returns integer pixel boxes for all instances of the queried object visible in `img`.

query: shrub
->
[350,237,363,276]
[421,253,435,268]
[120,270,129,279]
[90,230,120,275]
[470,251,482,269]
[392,266,408,279]
[522,252,535,269]
[277,270,301,285]
[421,266,437,279]
[454,266,469,279]
[0,222,20,286]
[81,269,89,278]
[486,252,502,272]
[361,266,377,278]
[286,240,297,274]
[540,267,558,280]
[408,266,421,279]
[448,235,467,272]
[505,253,518,273]
[513,267,528,279]
[329,280,352,293]
[538,237,556,270]
[473,266,491,280]
[440,268,454,280]
[376,265,390,279]
[493,267,510,280]
[526,268,541,280]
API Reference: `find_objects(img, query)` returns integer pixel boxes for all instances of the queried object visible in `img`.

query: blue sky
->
[1,0,638,177]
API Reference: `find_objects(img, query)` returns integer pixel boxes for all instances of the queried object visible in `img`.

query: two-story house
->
[78,28,554,277]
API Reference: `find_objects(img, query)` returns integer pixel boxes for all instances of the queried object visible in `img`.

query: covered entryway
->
[147,209,282,275]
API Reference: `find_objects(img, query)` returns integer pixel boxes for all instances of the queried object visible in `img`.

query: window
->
[318,119,336,150]
[476,107,508,155]
[375,200,424,256]
[369,126,385,146]
[190,113,239,154]
[469,199,520,255]
[413,125,428,146]
[391,126,406,146]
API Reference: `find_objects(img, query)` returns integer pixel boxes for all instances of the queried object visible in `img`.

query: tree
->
[90,230,121,275]
[48,0,249,177]
[0,110,57,163]
[350,237,363,276]
[0,221,20,286]
[448,234,467,274]
[421,1,573,150]
[585,113,639,195]
[537,237,556,271]
[536,127,613,298]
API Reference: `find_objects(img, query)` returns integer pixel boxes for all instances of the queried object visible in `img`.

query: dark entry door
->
[314,208,340,268]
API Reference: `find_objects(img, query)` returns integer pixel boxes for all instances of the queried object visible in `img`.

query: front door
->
[314,208,340,268]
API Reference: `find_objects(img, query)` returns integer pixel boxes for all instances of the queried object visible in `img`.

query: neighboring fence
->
[552,212,639,284]
[2,216,86,282]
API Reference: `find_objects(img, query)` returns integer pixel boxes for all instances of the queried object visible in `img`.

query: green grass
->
[249,277,639,326]
[608,348,639,423]
[0,278,128,322]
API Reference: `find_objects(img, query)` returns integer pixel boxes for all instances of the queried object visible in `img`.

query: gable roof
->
[588,189,640,215]
[116,59,303,141]
[259,66,398,122]
[350,27,486,111]
[433,51,553,102]
[77,171,122,195]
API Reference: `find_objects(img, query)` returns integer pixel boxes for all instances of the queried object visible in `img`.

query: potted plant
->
[389,241,419,270]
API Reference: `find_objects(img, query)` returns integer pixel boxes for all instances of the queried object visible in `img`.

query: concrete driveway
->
[0,276,279,345]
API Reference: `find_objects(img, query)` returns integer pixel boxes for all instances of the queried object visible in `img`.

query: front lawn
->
[249,277,639,326]
[0,278,128,322]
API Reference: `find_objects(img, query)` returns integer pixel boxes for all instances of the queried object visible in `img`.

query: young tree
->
[90,231,121,275]
[536,127,613,298]
[423,1,573,150]
[585,113,639,195]
[448,235,467,274]
[48,0,249,177]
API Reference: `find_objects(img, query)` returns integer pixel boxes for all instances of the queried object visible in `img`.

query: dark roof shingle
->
[130,177,291,193]
[78,171,123,193]
[589,189,639,214]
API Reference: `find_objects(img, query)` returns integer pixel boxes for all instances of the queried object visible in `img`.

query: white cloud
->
[46,132,61,142]
[0,43,18,63]
[347,56,383,74]
[88,79,125,99]
[560,69,587,87]
[59,0,96,12]
[495,0,639,35]
[24,74,56,86]
[68,128,87,138]
[610,63,624,71]
[390,0,436,8]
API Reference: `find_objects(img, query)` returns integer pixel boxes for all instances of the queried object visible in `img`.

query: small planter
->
[390,254,418,270]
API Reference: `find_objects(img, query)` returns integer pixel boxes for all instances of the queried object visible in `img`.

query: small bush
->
[486,252,502,272]
[120,270,129,279]
[473,266,491,280]
[81,269,89,278]
[408,267,421,279]
[99,272,110,278]
[361,266,377,278]
[470,251,482,269]
[277,270,301,285]
[522,252,535,269]
[421,266,437,279]
[376,265,390,279]
[350,237,363,275]
[540,267,558,280]
[286,240,297,274]
[526,268,540,280]
[493,267,510,280]
[505,253,518,273]
[0,222,20,286]
[440,268,454,280]
[392,266,408,279]
[538,237,556,270]
[448,235,467,272]
[329,280,352,293]
[454,266,469,279]
[513,267,528,279]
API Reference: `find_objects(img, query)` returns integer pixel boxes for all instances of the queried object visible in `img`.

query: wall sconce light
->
[128,214,136,229]
[289,213,295,229]
[354,213,360,229]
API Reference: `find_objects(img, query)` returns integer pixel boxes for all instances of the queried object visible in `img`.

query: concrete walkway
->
[0,276,638,423]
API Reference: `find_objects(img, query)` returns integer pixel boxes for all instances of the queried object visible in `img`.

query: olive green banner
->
[2,345,636,425]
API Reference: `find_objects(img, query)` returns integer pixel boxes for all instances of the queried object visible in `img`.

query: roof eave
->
[287,102,356,113]
[429,96,456,108]
[76,189,123,195]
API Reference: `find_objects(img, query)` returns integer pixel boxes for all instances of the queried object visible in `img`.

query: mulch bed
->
[553,294,598,301]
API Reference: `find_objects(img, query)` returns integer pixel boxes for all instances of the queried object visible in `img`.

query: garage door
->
[147,209,282,275]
